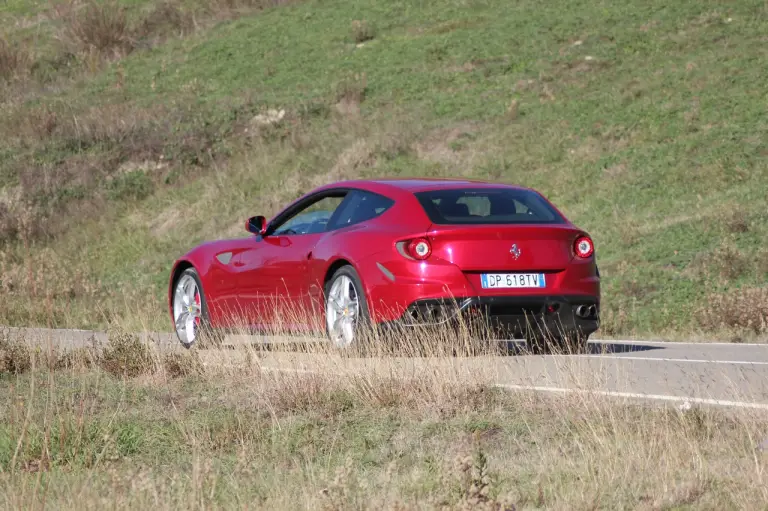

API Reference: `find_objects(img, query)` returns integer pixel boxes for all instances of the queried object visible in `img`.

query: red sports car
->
[168,178,600,352]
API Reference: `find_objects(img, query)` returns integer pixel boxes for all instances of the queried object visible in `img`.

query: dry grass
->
[695,286,768,338]
[99,328,157,377]
[0,97,227,246]
[135,0,196,45]
[351,19,376,44]
[56,1,134,59]
[0,330,32,375]
[53,346,99,370]
[0,0,299,106]
[0,100,425,330]
[335,71,369,107]
[0,0,273,249]
[162,349,205,377]
[707,242,750,281]
[0,36,30,82]
[1,322,767,509]
[52,0,280,62]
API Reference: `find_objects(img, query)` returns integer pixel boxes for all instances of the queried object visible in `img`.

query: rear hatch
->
[413,186,582,295]
[428,224,579,271]
[428,224,582,293]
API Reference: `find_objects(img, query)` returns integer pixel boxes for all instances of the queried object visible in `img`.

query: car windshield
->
[414,187,565,225]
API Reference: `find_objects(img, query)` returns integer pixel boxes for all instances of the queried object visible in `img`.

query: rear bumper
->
[358,252,600,325]
[393,294,600,339]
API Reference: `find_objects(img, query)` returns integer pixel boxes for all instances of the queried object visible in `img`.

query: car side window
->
[271,194,347,236]
[328,190,395,229]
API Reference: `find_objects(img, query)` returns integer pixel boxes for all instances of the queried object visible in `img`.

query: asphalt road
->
[4,326,768,411]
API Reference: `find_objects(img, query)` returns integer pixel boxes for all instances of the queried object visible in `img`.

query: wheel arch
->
[324,258,355,288]
[168,260,195,315]
[323,257,374,302]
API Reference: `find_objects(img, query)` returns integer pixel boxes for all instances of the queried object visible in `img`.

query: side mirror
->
[246,215,267,236]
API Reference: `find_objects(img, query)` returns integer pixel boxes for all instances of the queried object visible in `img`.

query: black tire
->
[323,265,373,353]
[172,268,221,349]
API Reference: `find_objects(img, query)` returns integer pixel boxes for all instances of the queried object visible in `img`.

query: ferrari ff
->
[168,178,600,352]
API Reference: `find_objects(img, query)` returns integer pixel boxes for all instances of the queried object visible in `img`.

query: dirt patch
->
[328,139,375,178]
[603,162,629,180]
[333,97,361,118]
[567,126,636,165]
[150,206,183,239]
[413,122,478,164]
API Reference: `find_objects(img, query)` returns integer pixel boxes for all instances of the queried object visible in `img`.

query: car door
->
[303,189,397,322]
[233,191,349,331]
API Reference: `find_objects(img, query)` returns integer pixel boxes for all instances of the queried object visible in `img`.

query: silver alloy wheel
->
[326,274,360,348]
[173,274,202,346]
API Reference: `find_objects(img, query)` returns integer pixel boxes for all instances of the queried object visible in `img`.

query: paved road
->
[4,326,768,411]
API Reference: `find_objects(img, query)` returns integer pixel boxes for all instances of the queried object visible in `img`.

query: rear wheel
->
[172,268,220,349]
[324,265,371,349]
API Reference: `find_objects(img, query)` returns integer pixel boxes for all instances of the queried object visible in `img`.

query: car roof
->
[318,177,532,196]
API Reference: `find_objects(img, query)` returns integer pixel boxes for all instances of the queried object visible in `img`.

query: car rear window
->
[414,188,566,225]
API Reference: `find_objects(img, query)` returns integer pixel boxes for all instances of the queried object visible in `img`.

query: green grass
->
[0,0,767,339]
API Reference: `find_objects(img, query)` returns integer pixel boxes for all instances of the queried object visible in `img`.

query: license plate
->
[480,273,546,289]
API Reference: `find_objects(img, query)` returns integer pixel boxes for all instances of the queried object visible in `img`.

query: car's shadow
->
[497,340,665,356]
[588,341,665,354]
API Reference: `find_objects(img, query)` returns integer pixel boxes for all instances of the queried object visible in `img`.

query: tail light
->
[574,235,594,258]
[396,237,432,260]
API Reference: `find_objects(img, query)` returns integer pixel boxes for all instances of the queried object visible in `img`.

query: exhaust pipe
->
[575,305,597,319]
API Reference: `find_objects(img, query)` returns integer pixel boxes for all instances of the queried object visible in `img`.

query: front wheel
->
[171,268,219,349]
[324,265,371,349]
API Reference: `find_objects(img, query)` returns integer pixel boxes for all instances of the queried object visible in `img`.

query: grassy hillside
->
[1,0,767,339]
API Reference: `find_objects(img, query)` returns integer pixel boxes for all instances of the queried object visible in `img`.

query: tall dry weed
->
[0,330,32,374]
[135,0,196,45]
[54,346,99,370]
[57,1,134,59]
[351,20,376,44]
[163,350,205,378]
[335,72,368,106]
[695,287,768,336]
[100,329,157,377]
[0,37,30,82]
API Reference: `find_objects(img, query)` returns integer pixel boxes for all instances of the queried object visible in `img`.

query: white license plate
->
[480,273,546,289]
